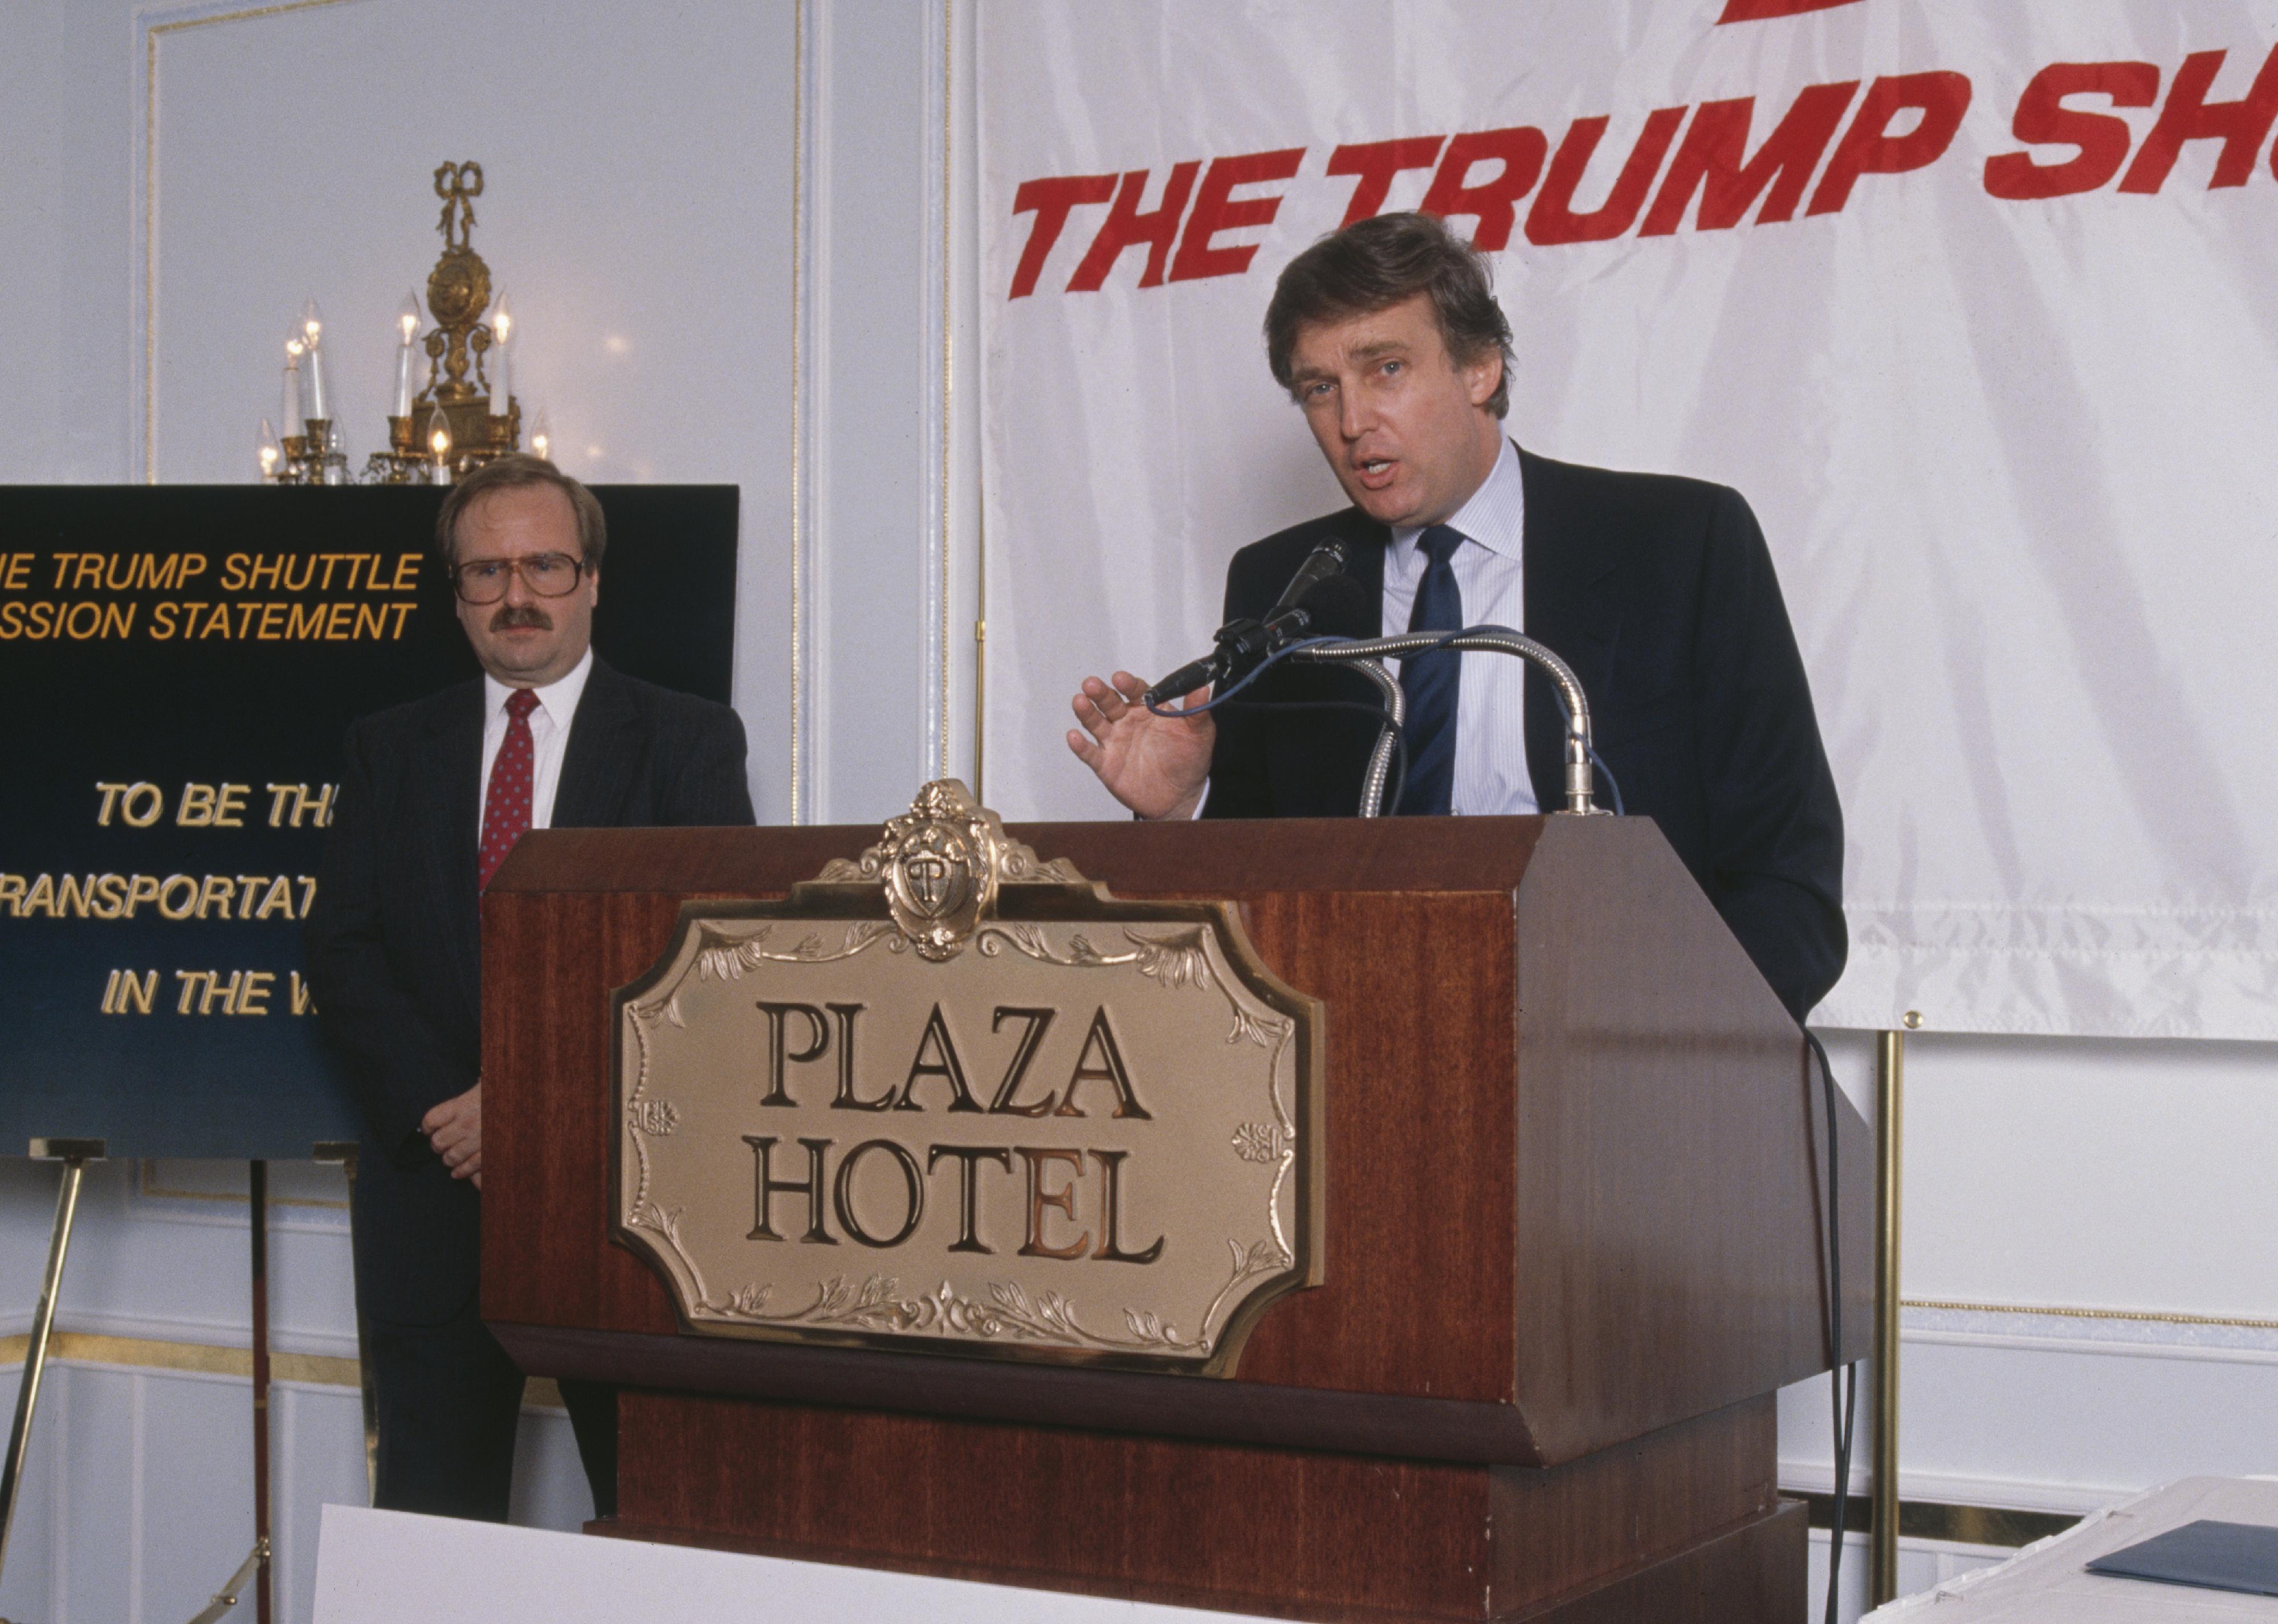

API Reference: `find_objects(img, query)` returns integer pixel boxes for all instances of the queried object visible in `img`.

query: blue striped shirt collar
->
[1389,435,1525,564]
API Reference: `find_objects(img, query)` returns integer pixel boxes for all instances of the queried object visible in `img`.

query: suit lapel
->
[1348,511,1387,624]
[1519,447,1625,811]
[553,658,641,830]
[422,682,486,1021]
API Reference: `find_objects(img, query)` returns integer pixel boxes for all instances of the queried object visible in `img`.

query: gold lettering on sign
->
[613,781,1323,1377]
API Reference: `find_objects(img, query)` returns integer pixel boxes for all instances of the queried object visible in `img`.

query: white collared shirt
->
[478,647,593,831]
[1380,436,1538,816]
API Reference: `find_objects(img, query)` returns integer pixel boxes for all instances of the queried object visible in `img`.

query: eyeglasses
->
[451,552,586,603]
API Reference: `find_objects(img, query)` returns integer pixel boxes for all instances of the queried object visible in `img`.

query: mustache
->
[488,605,553,632]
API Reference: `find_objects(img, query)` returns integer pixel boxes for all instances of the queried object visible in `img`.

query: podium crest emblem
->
[825,778,1079,961]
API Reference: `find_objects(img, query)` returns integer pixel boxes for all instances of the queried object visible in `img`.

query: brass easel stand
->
[1869,1025,1910,1606]
[185,1155,300,1624]
[249,1161,274,1624]
[185,1539,269,1624]
[0,1137,104,1609]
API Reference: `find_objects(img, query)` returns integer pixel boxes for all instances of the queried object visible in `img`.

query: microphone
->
[1265,541,1350,625]
[1143,542,1351,706]
[1143,650,1225,709]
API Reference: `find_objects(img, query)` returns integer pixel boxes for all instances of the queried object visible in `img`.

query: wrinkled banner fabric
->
[976,0,2278,1039]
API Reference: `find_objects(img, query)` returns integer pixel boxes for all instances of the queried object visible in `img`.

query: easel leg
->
[313,1141,377,1503]
[250,1160,274,1624]
[0,1138,103,1594]
[1870,1029,1907,1606]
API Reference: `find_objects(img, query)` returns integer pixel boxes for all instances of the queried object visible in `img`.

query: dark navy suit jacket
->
[303,658,754,1325]
[1204,446,1845,1022]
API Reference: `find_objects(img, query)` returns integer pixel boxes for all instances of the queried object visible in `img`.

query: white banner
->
[977,0,2278,1039]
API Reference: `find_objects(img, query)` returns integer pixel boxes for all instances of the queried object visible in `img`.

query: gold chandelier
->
[261,160,551,486]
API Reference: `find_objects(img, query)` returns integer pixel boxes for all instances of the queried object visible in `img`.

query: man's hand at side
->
[1066,672,1213,821]
[423,1082,483,1189]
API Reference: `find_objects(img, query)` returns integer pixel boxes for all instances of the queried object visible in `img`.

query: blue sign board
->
[0,484,737,1158]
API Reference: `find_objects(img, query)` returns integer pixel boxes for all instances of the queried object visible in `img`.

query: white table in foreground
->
[312,1504,1268,1624]
[1869,1478,2278,1621]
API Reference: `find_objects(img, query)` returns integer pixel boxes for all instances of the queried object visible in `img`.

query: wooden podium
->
[483,814,1870,1622]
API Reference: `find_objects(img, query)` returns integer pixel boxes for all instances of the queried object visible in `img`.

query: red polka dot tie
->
[478,687,541,892]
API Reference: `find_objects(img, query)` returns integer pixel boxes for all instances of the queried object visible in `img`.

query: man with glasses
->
[304,454,753,1525]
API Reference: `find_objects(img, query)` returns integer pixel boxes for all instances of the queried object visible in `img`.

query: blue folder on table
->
[2087,1519,2278,1597]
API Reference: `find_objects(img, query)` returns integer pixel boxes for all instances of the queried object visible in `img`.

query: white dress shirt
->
[1380,436,1538,816]
[477,647,593,831]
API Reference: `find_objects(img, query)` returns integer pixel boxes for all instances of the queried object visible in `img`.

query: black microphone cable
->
[1806,1027,1861,1624]
[1140,634,1344,719]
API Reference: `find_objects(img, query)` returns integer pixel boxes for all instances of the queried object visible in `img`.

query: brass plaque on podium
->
[613,781,1323,1376]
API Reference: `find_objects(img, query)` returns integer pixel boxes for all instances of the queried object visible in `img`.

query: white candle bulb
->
[258,418,280,482]
[392,292,422,417]
[488,292,513,415]
[282,341,304,433]
[531,408,552,463]
[299,301,329,423]
[429,408,454,484]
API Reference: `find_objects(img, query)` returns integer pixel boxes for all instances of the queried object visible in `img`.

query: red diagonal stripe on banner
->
[1718,0,1864,21]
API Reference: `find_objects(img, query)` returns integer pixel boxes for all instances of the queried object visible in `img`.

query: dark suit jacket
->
[1205,446,1845,1022]
[303,656,755,1324]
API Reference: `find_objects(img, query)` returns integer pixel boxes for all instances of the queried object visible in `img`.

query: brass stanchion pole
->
[1871,1028,1908,1606]
[250,1161,274,1624]
[0,1138,102,1596]
[313,1141,377,1502]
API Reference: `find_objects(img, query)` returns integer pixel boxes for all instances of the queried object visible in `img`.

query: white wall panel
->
[140,1365,257,1623]
[1780,1027,2278,1622]
[0,1352,583,1624]
[799,0,949,822]
[0,3,137,483]
[275,1384,370,1624]
[30,1162,354,1360]
[0,1337,60,1621]
[141,0,800,820]
[1896,1034,2278,1319]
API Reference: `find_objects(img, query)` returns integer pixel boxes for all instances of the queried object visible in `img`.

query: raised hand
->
[1066,671,1213,821]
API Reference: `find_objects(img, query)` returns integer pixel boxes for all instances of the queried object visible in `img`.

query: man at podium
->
[304,455,754,1523]
[1068,211,1844,1021]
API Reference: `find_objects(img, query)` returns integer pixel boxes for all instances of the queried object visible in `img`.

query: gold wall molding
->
[0,1331,354,1387]
[1801,1491,2080,1551]
[0,1332,563,1409]
[143,0,360,484]
[137,1159,348,1210]
[1904,1297,2278,1333]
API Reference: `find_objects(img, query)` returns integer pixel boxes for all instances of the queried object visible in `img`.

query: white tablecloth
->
[1869,1478,2278,1621]
[312,1504,1263,1623]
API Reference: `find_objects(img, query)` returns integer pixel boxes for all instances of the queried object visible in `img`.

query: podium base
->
[598,1390,1799,1623]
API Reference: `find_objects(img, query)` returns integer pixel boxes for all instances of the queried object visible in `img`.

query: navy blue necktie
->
[1397,524,1464,815]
